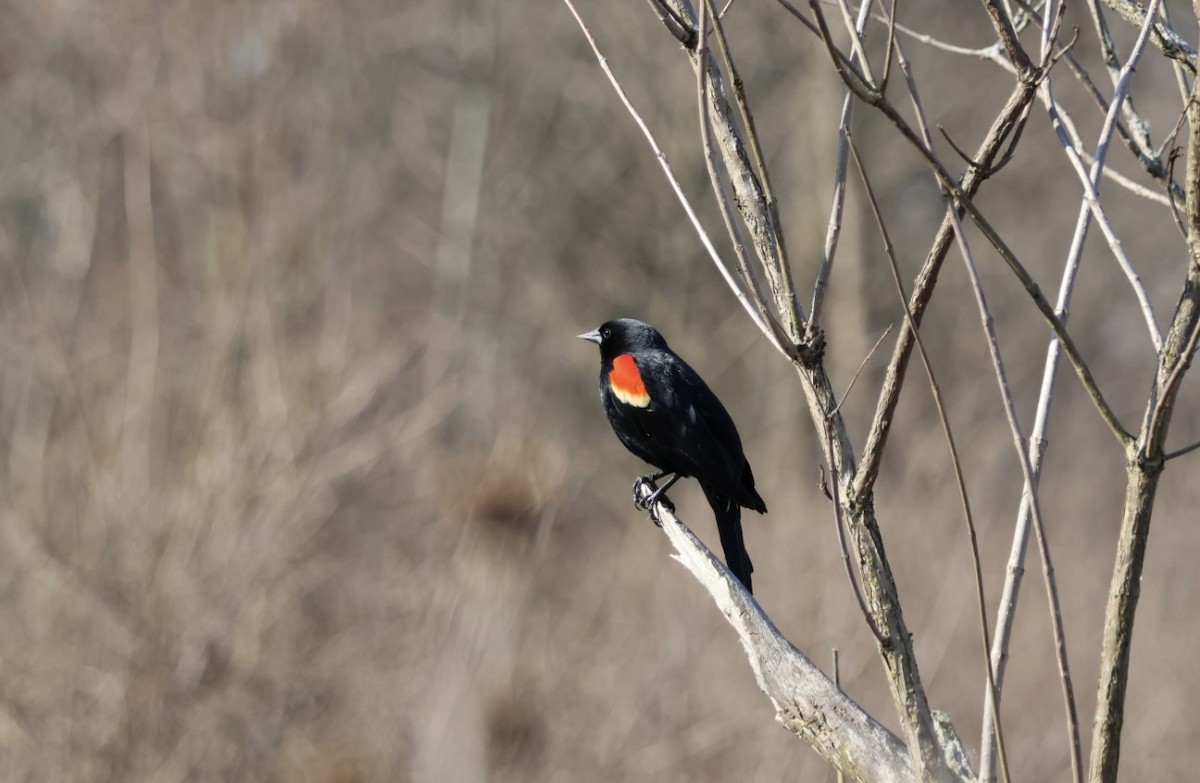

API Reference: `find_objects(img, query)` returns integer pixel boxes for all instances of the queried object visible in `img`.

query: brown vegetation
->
[1,0,1198,780]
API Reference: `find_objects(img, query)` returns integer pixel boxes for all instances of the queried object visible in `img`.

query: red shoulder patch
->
[609,354,651,408]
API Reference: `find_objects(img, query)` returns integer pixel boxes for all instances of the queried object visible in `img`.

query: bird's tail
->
[701,484,754,594]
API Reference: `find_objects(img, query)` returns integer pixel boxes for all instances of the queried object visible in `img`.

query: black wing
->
[607,349,760,509]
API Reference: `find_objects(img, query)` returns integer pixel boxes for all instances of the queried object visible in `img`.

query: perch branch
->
[634,482,915,783]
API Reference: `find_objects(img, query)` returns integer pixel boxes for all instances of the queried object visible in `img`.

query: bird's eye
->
[601,327,611,339]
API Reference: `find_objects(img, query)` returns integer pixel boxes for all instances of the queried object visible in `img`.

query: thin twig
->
[1039,0,1165,352]
[1165,438,1200,460]
[703,0,802,342]
[808,0,876,98]
[833,324,893,416]
[809,0,872,336]
[560,0,788,357]
[836,0,876,87]
[1146,297,1200,448]
[820,7,1135,446]
[1164,103,1193,238]
[696,1,794,352]
[888,19,1008,61]
[878,0,898,91]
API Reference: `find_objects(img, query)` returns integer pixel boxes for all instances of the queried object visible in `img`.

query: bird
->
[579,317,766,593]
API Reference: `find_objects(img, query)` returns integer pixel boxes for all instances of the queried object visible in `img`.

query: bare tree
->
[562,1,1200,781]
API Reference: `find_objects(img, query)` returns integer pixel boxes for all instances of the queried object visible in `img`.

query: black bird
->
[580,318,766,592]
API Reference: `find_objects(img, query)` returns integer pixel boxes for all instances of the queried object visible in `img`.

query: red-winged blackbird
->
[580,318,766,593]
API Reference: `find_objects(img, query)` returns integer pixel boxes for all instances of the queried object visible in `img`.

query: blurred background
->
[1,0,1199,780]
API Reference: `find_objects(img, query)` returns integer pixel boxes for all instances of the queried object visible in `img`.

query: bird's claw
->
[632,475,653,509]
[632,475,674,523]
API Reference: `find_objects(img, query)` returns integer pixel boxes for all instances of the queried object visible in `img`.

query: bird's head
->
[579,318,669,360]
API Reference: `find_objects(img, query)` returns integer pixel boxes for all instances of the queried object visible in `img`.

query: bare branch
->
[849,133,1012,783]
[836,0,876,87]
[1164,437,1200,461]
[1096,0,1197,66]
[814,9,1131,497]
[945,205,1085,783]
[665,0,807,343]
[696,3,795,352]
[809,0,873,337]
[822,420,887,646]
[871,30,1089,779]
[1090,65,1200,783]
[644,0,698,48]
[904,0,1185,202]
[702,0,803,342]
[811,9,1134,451]
[560,0,789,356]
[979,0,1035,75]
[634,483,916,783]
[1038,0,1166,352]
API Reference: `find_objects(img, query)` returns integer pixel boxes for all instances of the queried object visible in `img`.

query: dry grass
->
[0,0,1198,780]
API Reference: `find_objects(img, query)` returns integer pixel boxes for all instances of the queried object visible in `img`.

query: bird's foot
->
[632,475,656,510]
[633,474,676,525]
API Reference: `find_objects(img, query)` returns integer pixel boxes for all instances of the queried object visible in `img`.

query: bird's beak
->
[578,328,602,344]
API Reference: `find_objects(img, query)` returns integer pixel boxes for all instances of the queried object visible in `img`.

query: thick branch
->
[1089,75,1200,783]
[634,484,916,783]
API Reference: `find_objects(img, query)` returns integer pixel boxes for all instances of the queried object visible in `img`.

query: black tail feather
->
[701,484,754,594]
